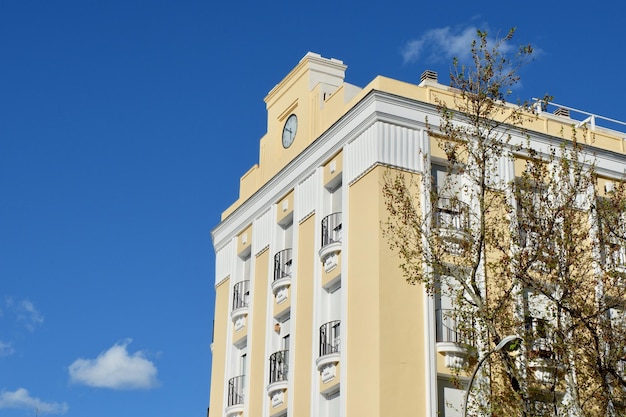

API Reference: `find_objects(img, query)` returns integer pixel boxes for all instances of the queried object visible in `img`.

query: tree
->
[383,28,626,416]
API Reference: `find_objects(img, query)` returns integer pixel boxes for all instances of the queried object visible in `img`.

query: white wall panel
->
[345,121,423,185]
[252,208,273,256]
[215,241,233,284]
[295,170,319,223]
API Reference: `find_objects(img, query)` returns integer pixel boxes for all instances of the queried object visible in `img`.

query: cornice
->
[212,89,427,251]
[211,89,626,251]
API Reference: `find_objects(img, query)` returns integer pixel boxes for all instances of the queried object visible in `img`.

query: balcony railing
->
[526,316,555,357]
[232,280,250,310]
[227,375,245,407]
[433,197,469,231]
[319,320,341,357]
[273,249,293,281]
[605,241,626,269]
[435,309,475,346]
[268,350,289,384]
[321,212,342,247]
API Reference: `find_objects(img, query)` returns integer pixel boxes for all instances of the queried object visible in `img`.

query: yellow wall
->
[291,215,316,417]
[347,165,426,416]
[222,66,626,220]
[208,278,230,417]
[272,287,291,318]
[247,250,270,414]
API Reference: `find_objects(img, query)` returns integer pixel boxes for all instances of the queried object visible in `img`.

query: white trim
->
[309,168,324,417]
[213,89,626,285]
[253,209,273,257]
[421,134,438,417]
[261,204,278,417]
[215,241,234,284]
[339,161,349,417]
[345,121,424,185]
[271,277,291,301]
[296,171,319,224]
[212,92,438,264]
[285,193,301,417]
[315,352,340,372]
[225,403,244,417]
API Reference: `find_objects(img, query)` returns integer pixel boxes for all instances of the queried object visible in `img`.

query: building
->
[208,53,626,417]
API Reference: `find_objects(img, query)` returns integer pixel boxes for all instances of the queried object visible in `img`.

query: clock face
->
[282,114,298,148]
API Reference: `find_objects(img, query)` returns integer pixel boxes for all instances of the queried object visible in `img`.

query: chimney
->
[553,107,570,118]
[420,70,438,83]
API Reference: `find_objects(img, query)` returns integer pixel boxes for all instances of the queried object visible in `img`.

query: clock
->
[282,114,298,148]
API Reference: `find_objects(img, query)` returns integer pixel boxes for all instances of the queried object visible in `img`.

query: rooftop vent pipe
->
[420,70,438,83]
[554,107,570,118]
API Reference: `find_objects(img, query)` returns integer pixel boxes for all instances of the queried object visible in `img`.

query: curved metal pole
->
[462,335,521,417]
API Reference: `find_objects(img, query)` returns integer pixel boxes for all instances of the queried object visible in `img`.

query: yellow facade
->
[209,52,626,417]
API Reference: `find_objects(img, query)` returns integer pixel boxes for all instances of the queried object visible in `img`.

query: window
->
[321,183,343,246]
[326,390,340,417]
[233,255,251,310]
[240,352,247,377]
[525,290,556,357]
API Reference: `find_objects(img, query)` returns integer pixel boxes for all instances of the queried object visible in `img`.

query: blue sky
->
[1,1,624,416]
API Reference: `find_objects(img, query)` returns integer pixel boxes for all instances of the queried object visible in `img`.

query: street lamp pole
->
[462,334,521,417]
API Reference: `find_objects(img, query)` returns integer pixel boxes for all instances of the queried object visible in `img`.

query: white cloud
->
[17,299,44,331]
[0,388,68,414]
[68,339,159,390]
[0,341,14,357]
[401,25,513,65]
[3,297,44,331]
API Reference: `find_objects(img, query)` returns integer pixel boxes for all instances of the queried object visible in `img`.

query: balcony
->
[316,321,341,389]
[232,280,250,310]
[435,309,476,369]
[319,320,341,356]
[225,375,244,417]
[268,350,289,384]
[433,198,469,255]
[434,197,469,231]
[274,249,293,281]
[319,213,342,273]
[272,249,293,304]
[231,280,250,332]
[267,350,289,408]
[526,317,560,384]
[526,317,554,358]
[605,241,626,271]
[519,227,557,273]
[321,212,342,247]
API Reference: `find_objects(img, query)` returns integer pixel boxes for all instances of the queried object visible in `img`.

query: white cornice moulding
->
[211,91,439,254]
[345,121,424,185]
[211,89,626,259]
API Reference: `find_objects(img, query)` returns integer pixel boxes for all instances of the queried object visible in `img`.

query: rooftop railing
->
[533,98,626,136]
